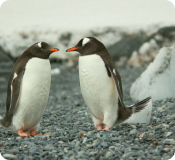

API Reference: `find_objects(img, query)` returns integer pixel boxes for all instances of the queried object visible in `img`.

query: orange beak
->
[49,48,59,52]
[66,47,78,52]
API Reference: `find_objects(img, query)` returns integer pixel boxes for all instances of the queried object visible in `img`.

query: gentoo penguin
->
[66,37,151,130]
[0,42,59,136]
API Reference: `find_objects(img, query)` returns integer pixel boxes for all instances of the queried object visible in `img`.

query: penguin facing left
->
[0,42,59,137]
[66,37,151,131]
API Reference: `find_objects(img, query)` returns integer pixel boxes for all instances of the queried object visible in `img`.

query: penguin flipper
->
[6,69,24,118]
[105,64,126,110]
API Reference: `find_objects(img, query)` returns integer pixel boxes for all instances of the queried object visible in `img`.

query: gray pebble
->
[3,154,18,159]
[101,142,108,148]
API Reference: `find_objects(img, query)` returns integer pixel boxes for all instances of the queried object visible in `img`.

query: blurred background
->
[0,0,175,63]
[0,0,175,100]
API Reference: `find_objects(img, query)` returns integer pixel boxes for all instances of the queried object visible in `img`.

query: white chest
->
[79,55,118,119]
[13,58,51,131]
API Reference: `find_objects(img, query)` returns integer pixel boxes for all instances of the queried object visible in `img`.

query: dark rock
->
[0,46,13,63]
[107,34,146,60]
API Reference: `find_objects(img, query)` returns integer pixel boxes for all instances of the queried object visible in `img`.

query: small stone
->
[165,132,172,137]
[162,124,169,129]
[87,131,93,136]
[43,132,51,136]
[89,151,98,155]
[64,147,68,153]
[43,146,55,151]
[57,152,65,156]
[101,142,108,148]
[93,141,100,148]
[29,146,39,153]
[131,125,136,129]
[78,151,85,155]
[105,151,113,158]
[60,137,68,142]
[111,137,120,141]
[75,141,80,148]
[163,139,175,144]
[109,146,115,149]
[96,133,101,138]
[52,150,58,153]
[86,144,93,148]
[129,129,137,135]
[8,148,19,153]
[82,137,87,143]
[163,148,170,152]
[3,154,18,159]
[16,137,22,140]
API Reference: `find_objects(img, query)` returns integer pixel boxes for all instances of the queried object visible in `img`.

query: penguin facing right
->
[0,42,59,136]
[66,37,151,130]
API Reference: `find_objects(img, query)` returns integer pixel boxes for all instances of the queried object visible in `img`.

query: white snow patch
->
[139,39,159,55]
[51,68,61,75]
[130,46,175,100]
[125,99,152,124]
[139,42,151,55]
[0,27,128,60]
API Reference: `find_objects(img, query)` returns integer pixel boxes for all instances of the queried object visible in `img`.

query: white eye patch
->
[37,42,42,48]
[82,37,90,46]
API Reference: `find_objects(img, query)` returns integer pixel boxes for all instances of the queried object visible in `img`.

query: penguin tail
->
[131,97,151,114]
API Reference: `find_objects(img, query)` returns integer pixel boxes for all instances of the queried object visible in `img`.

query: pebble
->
[105,151,113,158]
[75,141,80,148]
[64,147,68,153]
[163,139,175,144]
[3,154,18,159]
[101,142,108,148]
[86,144,93,148]
[8,148,19,153]
[0,62,175,160]
[165,132,172,137]
[82,137,87,143]
[87,131,93,136]
[29,145,39,153]
[129,129,137,135]
[131,125,136,129]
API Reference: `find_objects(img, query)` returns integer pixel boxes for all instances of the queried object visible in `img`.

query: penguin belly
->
[12,58,51,132]
[79,55,118,127]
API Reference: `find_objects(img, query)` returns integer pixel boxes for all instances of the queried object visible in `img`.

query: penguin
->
[0,42,59,136]
[66,37,151,130]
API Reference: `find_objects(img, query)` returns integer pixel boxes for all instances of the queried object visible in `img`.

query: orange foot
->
[30,129,43,136]
[104,125,110,130]
[18,129,30,137]
[97,124,103,131]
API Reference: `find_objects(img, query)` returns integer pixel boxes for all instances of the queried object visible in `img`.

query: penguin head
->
[27,42,59,59]
[66,37,106,55]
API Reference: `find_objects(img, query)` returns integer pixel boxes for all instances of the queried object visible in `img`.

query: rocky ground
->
[0,61,174,160]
